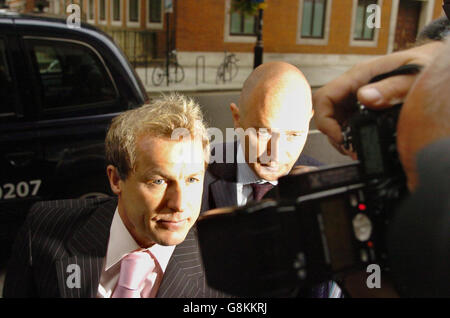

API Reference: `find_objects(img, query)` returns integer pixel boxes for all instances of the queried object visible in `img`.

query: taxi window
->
[27,39,118,110]
[0,38,16,117]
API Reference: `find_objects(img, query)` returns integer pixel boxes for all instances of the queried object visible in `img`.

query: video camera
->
[196,65,422,297]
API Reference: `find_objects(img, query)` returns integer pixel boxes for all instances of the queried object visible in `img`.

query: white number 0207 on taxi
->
[0,180,42,200]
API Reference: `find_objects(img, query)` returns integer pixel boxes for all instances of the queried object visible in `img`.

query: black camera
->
[196,65,421,297]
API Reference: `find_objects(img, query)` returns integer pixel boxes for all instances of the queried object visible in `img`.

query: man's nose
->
[166,183,186,212]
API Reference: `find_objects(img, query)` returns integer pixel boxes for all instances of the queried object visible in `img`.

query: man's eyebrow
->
[188,171,204,177]
[143,168,204,179]
[285,129,306,134]
[142,168,170,178]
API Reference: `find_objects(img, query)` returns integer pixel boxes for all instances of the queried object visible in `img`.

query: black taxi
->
[0,11,148,263]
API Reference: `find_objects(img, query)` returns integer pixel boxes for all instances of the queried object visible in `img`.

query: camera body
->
[280,102,406,270]
[197,66,423,296]
[197,103,407,296]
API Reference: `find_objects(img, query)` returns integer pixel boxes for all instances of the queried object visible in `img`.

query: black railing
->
[101,29,159,67]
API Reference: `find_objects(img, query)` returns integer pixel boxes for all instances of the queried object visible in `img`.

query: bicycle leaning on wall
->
[216,51,239,84]
[152,50,185,86]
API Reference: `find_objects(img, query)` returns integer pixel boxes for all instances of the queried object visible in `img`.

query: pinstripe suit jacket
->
[3,197,227,298]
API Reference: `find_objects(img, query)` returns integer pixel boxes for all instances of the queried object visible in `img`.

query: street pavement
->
[136,64,252,93]
[136,62,351,94]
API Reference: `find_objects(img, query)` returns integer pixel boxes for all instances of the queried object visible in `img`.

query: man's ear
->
[230,103,240,129]
[106,165,122,195]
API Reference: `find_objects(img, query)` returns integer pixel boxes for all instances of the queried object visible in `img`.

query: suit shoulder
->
[206,141,238,182]
[27,197,116,231]
[29,197,114,215]
[297,154,324,167]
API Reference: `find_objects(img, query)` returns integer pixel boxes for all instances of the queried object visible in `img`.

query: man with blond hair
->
[3,94,226,298]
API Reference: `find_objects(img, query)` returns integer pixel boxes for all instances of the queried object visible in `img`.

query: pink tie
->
[112,250,161,298]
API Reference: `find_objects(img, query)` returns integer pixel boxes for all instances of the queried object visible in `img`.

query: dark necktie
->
[250,182,274,201]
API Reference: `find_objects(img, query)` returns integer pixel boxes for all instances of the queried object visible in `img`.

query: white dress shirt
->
[236,140,277,206]
[97,208,175,298]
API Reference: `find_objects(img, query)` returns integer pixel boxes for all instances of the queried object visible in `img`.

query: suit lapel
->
[208,141,239,209]
[55,255,104,298]
[56,198,116,298]
[157,229,206,298]
[210,178,238,208]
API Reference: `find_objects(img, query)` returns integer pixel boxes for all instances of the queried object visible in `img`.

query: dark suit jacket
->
[202,141,323,213]
[3,197,227,298]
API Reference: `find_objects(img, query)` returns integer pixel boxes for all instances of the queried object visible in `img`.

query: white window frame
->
[223,0,256,43]
[146,0,164,29]
[48,0,53,14]
[349,0,382,47]
[54,0,60,15]
[127,0,141,28]
[110,0,122,26]
[86,0,95,23]
[417,0,436,35]
[297,0,332,46]
[97,0,107,25]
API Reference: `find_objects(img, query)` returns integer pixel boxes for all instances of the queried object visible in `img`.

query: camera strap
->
[369,64,423,84]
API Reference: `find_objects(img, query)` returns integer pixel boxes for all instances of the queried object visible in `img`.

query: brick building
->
[3,0,445,86]
[4,0,170,62]
[6,0,37,12]
[174,0,444,86]
[176,0,443,54]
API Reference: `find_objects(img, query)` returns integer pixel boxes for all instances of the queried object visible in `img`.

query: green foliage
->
[231,0,260,16]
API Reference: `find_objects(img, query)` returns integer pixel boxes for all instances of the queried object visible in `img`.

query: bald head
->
[230,61,313,181]
[238,61,312,119]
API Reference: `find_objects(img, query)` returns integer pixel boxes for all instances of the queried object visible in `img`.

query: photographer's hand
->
[312,41,443,154]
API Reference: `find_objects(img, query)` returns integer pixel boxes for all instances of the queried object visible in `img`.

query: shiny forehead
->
[239,62,312,130]
[134,135,206,174]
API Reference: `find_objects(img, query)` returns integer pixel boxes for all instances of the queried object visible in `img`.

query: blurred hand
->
[312,41,443,154]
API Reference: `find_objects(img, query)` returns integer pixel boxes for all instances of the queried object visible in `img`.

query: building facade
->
[4,0,446,86]
[5,0,169,62]
[174,0,444,86]
[176,0,443,54]
[55,0,169,63]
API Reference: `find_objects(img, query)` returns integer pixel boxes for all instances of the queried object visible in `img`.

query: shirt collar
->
[105,207,175,272]
[236,138,278,186]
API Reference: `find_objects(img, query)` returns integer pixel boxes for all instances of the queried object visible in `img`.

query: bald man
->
[200,62,338,297]
[202,61,320,210]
